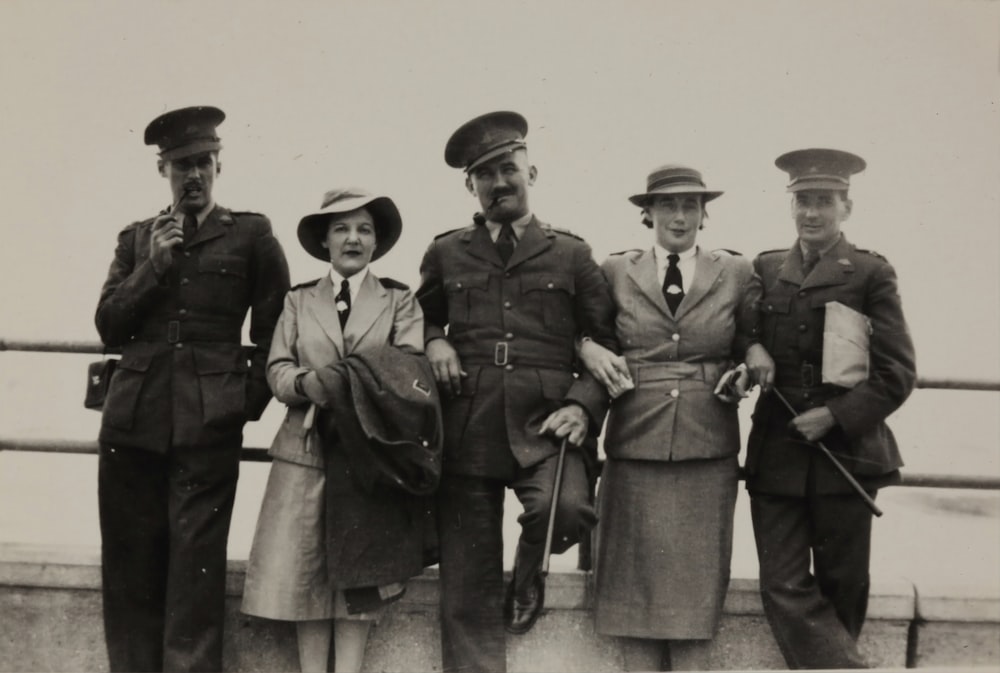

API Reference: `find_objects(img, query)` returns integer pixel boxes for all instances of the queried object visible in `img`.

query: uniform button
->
[671,333,680,342]
[798,291,806,298]
[546,282,554,289]
[456,282,463,289]
[175,342,184,349]
[798,323,807,332]
[803,392,811,401]
[504,272,511,278]
[505,364,514,372]
[181,278,190,285]
[504,301,511,309]
[670,389,679,398]
[666,354,674,360]
[178,309,187,316]
[505,332,514,340]
[183,251,191,258]
[767,304,773,311]
[221,268,227,274]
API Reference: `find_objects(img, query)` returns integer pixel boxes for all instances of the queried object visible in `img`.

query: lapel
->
[185,205,229,249]
[462,223,504,268]
[673,247,723,320]
[627,248,672,320]
[506,217,553,270]
[306,274,345,356]
[801,235,855,290]
[343,271,389,352]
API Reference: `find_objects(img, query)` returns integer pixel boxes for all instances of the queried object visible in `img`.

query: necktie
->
[496,222,516,264]
[182,213,198,246]
[662,253,684,314]
[335,279,351,328]
[803,249,820,277]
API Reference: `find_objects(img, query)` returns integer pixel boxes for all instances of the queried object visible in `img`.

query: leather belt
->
[774,361,822,388]
[460,342,572,371]
[136,320,241,344]
[629,361,726,386]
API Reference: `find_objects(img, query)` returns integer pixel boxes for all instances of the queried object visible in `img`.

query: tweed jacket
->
[266,271,424,468]
[602,247,759,461]
[745,234,916,495]
[416,216,616,478]
[96,206,290,452]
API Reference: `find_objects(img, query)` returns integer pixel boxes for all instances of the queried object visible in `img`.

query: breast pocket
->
[197,255,248,307]
[445,272,490,331]
[521,272,576,335]
[759,295,791,346]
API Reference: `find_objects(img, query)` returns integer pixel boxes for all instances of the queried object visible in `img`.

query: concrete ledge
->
[0,543,996,671]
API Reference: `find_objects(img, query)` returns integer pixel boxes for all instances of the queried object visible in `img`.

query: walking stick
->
[771,388,883,517]
[540,437,568,578]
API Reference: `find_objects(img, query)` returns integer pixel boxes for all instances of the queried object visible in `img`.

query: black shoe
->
[503,570,545,635]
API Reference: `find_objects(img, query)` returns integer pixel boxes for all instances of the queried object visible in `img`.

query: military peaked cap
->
[775,148,866,192]
[444,111,528,172]
[144,106,225,161]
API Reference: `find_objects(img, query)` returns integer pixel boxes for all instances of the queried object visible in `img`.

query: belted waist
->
[135,320,242,344]
[629,361,727,386]
[459,341,573,371]
[773,361,824,388]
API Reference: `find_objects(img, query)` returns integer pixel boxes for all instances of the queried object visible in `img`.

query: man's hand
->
[745,343,775,393]
[149,211,184,275]
[300,370,327,406]
[789,406,836,442]
[577,338,633,399]
[538,403,589,446]
[426,337,466,396]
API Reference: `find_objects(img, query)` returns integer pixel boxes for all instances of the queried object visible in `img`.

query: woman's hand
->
[577,337,634,399]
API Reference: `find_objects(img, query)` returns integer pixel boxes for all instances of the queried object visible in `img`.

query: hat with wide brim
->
[628,164,723,207]
[297,188,402,262]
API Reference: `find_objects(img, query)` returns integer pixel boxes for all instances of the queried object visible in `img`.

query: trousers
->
[98,442,241,672]
[437,451,596,673]
[750,491,874,670]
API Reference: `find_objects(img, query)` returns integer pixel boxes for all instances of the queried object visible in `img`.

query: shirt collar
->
[799,233,842,259]
[485,212,533,240]
[653,243,698,263]
[190,201,216,227]
[329,266,368,300]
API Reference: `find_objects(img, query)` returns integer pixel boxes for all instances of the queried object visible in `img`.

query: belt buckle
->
[167,320,180,344]
[801,362,816,388]
[494,341,509,366]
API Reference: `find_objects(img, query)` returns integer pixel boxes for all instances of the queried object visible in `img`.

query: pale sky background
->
[0,0,997,380]
[0,0,997,592]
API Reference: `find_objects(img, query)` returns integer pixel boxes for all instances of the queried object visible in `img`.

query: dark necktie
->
[662,253,684,314]
[803,249,820,277]
[335,279,351,328]
[183,213,198,246]
[496,222,516,264]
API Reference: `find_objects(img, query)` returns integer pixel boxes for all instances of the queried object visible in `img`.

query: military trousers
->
[750,491,874,670]
[437,451,596,673]
[98,441,241,672]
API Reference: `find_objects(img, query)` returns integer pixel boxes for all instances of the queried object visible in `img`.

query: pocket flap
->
[193,347,247,374]
[117,351,153,372]
[760,296,791,314]
[521,272,575,294]
[198,255,247,278]
[447,273,490,293]
[537,369,572,400]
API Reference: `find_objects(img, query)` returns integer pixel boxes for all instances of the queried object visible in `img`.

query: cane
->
[540,437,568,578]
[771,388,883,517]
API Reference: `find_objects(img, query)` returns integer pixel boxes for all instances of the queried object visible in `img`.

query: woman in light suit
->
[242,189,426,673]
[579,165,773,671]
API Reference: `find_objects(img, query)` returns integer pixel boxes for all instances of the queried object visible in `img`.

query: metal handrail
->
[1,438,998,491]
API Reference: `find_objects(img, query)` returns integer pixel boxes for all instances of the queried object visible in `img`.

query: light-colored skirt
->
[593,455,738,639]
[241,457,383,621]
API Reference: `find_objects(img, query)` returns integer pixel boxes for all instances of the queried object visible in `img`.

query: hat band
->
[159,138,222,161]
[788,173,850,186]
[648,174,706,192]
[465,139,526,171]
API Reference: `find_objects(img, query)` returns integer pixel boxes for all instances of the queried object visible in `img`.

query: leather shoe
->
[503,570,545,635]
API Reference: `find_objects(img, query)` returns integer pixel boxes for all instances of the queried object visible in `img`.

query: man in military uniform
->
[95,106,290,672]
[416,111,616,673]
[744,148,916,669]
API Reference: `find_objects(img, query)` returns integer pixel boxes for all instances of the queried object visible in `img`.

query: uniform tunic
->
[592,247,758,639]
